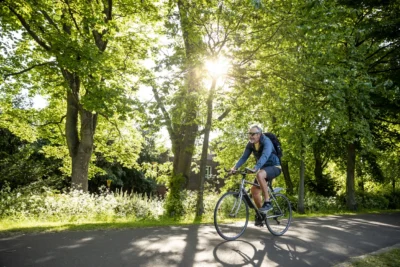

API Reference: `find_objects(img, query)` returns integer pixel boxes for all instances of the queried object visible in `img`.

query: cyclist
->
[230,125,281,226]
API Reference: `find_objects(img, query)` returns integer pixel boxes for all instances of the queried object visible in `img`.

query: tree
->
[0,0,157,191]
[149,0,264,215]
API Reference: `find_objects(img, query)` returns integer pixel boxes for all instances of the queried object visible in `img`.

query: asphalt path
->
[1,213,400,267]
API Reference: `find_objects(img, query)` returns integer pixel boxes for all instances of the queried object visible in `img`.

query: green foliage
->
[386,191,400,209]
[89,129,171,195]
[89,167,157,196]
[306,174,338,197]
[0,0,399,214]
[288,189,396,213]
[0,0,160,189]
[290,192,346,213]
[164,174,186,217]
[0,183,164,221]
[356,192,390,210]
[0,182,220,223]
[0,128,65,189]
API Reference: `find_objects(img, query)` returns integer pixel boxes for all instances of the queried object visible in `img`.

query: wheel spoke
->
[214,192,249,241]
[265,193,292,236]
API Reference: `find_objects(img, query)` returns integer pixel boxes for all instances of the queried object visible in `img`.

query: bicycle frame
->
[214,169,292,240]
[236,173,285,221]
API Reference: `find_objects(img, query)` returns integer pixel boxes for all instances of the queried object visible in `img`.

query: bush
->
[290,192,345,213]
[356,192,390,210]
[289,190,396,213]
[0,181,221,223]
[163,187,220,220]
[386,191,400,209]
[0,183,164,222]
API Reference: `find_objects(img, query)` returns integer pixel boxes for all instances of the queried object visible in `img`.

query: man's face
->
[248,128,261,144]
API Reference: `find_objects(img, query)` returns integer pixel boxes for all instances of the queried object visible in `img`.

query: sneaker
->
[259,201,273,214]
[255,214,265,226]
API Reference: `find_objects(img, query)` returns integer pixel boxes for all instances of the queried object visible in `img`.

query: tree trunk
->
[298,159,305,214]
[346,142,357,211]
[63,70,97,191]
[163,0,203,216]
[270,116,294,195]
[281,161,294,195]
[356,159,365,203]
[297,135,305,214]
[196,78,216,217]
[313,145,324,194]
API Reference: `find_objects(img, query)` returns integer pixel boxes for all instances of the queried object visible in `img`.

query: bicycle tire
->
[214,192,249,241]
[265,193,292,236]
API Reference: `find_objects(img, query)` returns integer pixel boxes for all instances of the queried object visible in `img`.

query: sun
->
[205,56,230,78]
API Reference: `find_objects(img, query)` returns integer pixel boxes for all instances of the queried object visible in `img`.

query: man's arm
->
[234,143,252,170]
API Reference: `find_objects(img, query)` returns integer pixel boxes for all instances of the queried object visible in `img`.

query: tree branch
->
[105,0,112,21]
[217,107,231,122]
[97,111,122,137]
[40,10,61,34]
[197,107,231,136]
[368,66,400,74]
[365,40,399,61]
[4,61,56,79]
[239,24,282,66]
[368,47,399,70]
[31,115,66,127]
[151,85,175,139]
[65,0,82,35]
[7,6,51,51]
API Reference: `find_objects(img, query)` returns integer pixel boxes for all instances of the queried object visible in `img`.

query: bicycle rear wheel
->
[214,192,249,241]
[265,193,292,236]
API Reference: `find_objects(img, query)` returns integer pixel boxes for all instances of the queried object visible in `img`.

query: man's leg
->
[257,169,274,213]
[256,169,269,202]
[251,185,262,208]
[251,185,264,226]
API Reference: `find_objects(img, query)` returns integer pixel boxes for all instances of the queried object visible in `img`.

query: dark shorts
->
[254,166,281,183]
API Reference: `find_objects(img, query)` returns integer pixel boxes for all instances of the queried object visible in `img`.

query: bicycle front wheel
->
[266,193,292,236]
[214,192,249,241]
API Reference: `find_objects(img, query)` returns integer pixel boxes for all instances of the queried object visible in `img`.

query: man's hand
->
[229,167,237,175]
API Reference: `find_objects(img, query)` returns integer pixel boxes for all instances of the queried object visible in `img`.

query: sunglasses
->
[247,132,260,136]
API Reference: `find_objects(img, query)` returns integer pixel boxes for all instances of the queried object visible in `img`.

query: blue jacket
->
[234,134,280,170]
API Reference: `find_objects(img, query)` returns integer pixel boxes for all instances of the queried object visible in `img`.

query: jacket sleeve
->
[234,143,252,169]
[254,136,273,170]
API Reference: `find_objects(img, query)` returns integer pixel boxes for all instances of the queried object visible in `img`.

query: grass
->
[338,248,400,267]
[1,209,398,234]
[1,184,398,234]
[294,209,400,218]
[0,216,212,234]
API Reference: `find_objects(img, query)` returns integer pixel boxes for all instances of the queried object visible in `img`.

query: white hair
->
[249,125,262,133]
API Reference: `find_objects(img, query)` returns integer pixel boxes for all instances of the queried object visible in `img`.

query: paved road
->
[1,213,400,267]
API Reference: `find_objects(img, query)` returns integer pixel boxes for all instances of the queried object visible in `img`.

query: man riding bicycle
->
[230,125,281,226]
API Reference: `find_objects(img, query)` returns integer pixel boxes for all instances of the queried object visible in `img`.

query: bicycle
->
[214,167,292,241]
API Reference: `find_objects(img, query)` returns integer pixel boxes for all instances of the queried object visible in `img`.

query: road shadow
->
[213,232,311,267]
[212,212,400,266]
[1,213,399,266]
